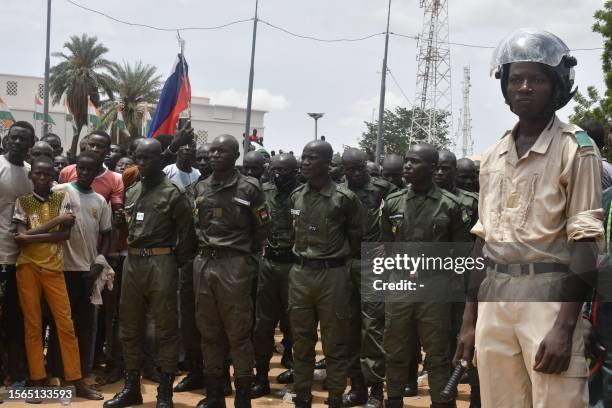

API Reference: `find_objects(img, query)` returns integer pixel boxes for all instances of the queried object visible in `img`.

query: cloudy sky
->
[2,0,607,156]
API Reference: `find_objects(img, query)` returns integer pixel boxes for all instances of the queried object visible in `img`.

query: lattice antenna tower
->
[409,0,452,146]
[460,66,473,158]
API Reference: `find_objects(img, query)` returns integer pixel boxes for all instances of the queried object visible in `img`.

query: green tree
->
[100,61,162,143]
[49,34,116,155]
[358,107,451,157]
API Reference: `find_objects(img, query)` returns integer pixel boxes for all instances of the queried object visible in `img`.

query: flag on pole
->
[65,101,78,136]
[0,97,16,129]
[147,54,191,138]
[142,104,152,137]
[116,108,130,136]
[34,96,55,125]
[88,98,101,127]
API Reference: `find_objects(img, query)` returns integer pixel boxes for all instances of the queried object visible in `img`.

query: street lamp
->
[307,113,324,140]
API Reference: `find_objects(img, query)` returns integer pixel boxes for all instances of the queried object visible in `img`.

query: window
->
[38,83,45,99]
[6,81,17,96]
[195,129,208,146]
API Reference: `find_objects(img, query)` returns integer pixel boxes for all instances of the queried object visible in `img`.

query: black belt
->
[199,247,247,259]
[296,256,345,269]
[264,248,296,264]
[487,259,569,275]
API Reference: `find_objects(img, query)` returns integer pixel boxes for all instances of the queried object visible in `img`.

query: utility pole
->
[375,0,392,163]
[244,0,259,157]
[42,0,52,138]
[307,113,324,140]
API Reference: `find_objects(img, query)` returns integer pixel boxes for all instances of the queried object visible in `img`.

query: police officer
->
[381,143,472,408]
[455,29,603,408]
[340,148,396,408]
[455,158,479,194]
[366,161,381,178]
[243,150,266,181]
[290,140,365,408]
[381,154,407,189]
[251,153,300,398]
[193,135,271,408]
[104,139,195,408]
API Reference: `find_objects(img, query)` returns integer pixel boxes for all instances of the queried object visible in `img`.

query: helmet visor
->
[490,28,571,76]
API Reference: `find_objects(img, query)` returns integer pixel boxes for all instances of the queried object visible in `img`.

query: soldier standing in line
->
[381,154,407,189]
[340,148,396,408]
[455,158,479,194]
[192,135,271,408]
[289,140,365,408]
[104,139,195,408]
[251,153,300,398]
[381,143,472,408]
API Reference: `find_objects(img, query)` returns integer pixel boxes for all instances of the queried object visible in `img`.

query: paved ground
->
[1,332,471,407]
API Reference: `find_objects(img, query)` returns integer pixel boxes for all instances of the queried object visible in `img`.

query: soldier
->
[341,148,396,408]
[251,153,300,398]
[290,140,364,408]
[455,29,603,408]
[329,154,345,184]
[104,139,195,408]
[455,158,479,194]
[381,143,472,408]
[193,135,271,408]
[381,154,406,189]
[243,150,266,181]
[194,143,213,180]
[366,161,381,178]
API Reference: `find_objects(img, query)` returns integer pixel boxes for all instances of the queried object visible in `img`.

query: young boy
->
[12,156,101,400]
[49,151,112,383]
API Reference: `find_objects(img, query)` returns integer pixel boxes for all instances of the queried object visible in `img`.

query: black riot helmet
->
[491,28,577,111]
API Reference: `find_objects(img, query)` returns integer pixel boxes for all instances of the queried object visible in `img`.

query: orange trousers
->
[16,263,82,381]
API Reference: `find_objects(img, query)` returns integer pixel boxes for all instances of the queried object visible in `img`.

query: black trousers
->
[0,264,27,382]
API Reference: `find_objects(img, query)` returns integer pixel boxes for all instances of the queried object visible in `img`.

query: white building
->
[0,73,266,158]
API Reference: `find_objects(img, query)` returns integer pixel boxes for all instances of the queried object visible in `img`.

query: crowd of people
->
[0,28,611,408]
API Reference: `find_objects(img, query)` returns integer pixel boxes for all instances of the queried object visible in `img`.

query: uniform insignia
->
[506,192,519,208]
[308,225,318,232]
[233,197,251,206]
[213,208,223,217]
[462,208,470,224]
[256,204,270,223]
[136,212,144,221]
[389,213,403,235]
[291,209,301,216]
[575,131,593,148]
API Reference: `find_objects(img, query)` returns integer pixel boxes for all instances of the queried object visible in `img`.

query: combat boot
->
[365,382,384,408]
[276,368,294,384]
[250,363,270,398]
[293,393,312,408]
[234,377,252,408]
[430,402,456,408]
[384,397,403,408]
[156,372,175,408]
[174,359,205,392]
[403,382,418,397]
[469,385,481,408]
[281,347,294,369]
[196,377,226,408]
[342,374,368,407]
[223,360,233,396]
[103,370,143,408]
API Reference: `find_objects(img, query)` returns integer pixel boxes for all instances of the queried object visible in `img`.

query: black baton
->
[440,360,469,400]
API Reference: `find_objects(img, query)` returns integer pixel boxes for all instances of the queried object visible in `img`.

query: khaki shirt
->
[381,184,472,243]
[125,174,195,266]
[194,169,270,253]
[343,176,397,242]
[291,178,364,259]
[472,115,604,263]
[263,181,300,250]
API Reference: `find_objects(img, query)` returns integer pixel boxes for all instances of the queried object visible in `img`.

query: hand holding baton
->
[440,359,469,400]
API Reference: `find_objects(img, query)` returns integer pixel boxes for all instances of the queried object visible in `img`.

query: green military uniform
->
[252,181,300,371]
[121,175,195,373]
[289,179,364,399]
[343,176,396,385]
[193,170,270,382]
[381,184,471,403]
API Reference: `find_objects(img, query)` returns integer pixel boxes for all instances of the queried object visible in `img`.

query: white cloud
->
[200,88,290,111]
[340,91,404,128]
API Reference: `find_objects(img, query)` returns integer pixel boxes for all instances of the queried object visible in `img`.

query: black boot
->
[250,364,270,399]
[276,368,294,384]
[293,393,312,408]
[103,370,143,408]
[365,383,384,408]
[384,398,403,408]
[196,377,226,408]
[403,382,418,397]
[314,358,327,370]
[234,377,252,408]
[223,361,233,396]
[342,374,368,407]
[156,372,175,408]
[469,385,481,408]
[430,402,456,408]
[174,360,205,392]
[328,395,344,408]
[281,347,294,369]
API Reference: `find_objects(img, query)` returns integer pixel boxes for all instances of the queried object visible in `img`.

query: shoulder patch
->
[386,189,406,201]
[262,182,276,191]
[243,175,263,190]
[574,131,594,148]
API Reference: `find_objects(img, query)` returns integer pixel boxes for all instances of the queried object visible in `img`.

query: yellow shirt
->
[471,115,605,264]
[13,190,71,272]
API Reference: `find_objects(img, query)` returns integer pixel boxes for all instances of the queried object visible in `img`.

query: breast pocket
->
[231,197,251,229]
[514,173,540,228]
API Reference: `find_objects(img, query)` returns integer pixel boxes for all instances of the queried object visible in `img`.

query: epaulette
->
[372,177,391,189]
[385,189,406,202]
[290,183,307,197]
[457,188,479,201]
[242,175,263,190]
[572,130,595,149]
[440,188,461,206]
[335,183,355,198]
[262,181,276,192]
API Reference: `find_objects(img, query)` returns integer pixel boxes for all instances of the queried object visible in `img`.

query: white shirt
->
[53,182,112,271]
[163,163,201,188]
[0,156,32,264]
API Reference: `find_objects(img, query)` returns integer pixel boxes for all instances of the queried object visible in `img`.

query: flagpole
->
[42,0,52,138]
[244,0,259,156]
[177,31,191,123]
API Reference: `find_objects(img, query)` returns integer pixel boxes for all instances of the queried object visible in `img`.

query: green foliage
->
[358,106,451,157]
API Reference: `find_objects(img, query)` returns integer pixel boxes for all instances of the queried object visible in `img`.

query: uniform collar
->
[499,115,558,161]
[406,183,440,201]
[211,169,240,188]
[304,177,335,197]
[344,175,374,193]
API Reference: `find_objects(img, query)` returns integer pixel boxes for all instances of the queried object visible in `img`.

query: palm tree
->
[100,61,162,143]
[49,34,116,155]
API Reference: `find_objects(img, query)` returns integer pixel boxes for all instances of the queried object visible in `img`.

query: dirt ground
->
[1,333,471,407]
